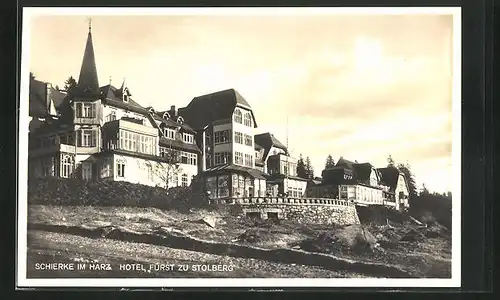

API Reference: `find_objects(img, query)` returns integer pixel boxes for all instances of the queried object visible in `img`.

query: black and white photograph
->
[17,7,461,288]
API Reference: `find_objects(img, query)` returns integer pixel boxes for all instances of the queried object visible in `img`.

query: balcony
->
[29,142,76,157]
[74,116,100,125]
[104,119,157,136]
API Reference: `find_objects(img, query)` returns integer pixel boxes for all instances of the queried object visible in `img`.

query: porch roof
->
[203,164,267,180]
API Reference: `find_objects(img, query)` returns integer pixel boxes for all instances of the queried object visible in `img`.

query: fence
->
[210,197,354,207]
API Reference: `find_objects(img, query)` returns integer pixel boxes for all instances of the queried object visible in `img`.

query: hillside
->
[25,178,452,279]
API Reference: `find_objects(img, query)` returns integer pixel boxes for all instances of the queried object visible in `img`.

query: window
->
[244,153,253,167]
[235,132,243,144]
[60,155,73,178]
[119,130,155,155]
[244,112,252,127]
[233,109,242,123]
[105,111,116,123]
[214,130,231,144]
[159,147,167,158]
[76,103,96,118]
[165,128,175,140]
[117,162,125,177]
[180,152,188,164]
[214,152,231,166]
[183,133,194,144]
[177,116,184,124]
[188,152,197,165]
[235,151,243,165]
[218,175,229,197]
[123,90,129,103]
[77,129,97,147]
[244,134,253,147]
[82,162,92,180]
[181,174,188,187]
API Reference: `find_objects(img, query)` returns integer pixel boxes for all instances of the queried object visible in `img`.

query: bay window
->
[76,129,97,147]
[75,102,96,118]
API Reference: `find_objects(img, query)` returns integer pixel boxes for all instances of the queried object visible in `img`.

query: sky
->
[28,11,456,193]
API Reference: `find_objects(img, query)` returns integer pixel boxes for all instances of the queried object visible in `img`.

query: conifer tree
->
[325,154,336,169]
[296,154,307,179]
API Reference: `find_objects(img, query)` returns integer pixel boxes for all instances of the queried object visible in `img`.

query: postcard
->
[17,6,461,288]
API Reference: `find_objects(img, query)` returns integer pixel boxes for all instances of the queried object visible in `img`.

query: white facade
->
[101,104,152,128]
[231,107,255,169]
[395,173,410,209]
[339,184,384,205]
[284,178,308,198]
[107,154,197,188]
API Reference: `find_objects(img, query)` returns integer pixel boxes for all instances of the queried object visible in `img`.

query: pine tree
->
[64,76,77,92]
[396,162,418,204]
[325,155,336,169]
[305,156,314,179]
[296,154,307,179]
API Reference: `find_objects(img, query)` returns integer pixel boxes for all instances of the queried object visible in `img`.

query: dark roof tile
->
[254,132,288,160]
[178,89,257,130]
[203,164,267,180]
[159,137,200,153]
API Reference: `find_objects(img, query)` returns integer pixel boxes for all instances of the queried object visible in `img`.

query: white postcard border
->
[17,6,462,288]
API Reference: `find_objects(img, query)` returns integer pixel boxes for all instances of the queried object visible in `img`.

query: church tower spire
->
[76,17,99,97]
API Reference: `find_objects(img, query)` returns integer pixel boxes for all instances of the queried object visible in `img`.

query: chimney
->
[169,105,177,117]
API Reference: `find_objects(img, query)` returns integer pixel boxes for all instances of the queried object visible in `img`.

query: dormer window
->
[244,112,252,127]
[163,112,170,119]
[148,107,155,115]
[164,127,175,140]
[177,116,184,124]
[233,109,242,124]
[122,88,129,103]
[183,133,194,144]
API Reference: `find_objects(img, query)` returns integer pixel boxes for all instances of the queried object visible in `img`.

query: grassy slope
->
[26,205,451,278]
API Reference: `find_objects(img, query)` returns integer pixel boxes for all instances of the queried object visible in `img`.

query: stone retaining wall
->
[211,197,360,225]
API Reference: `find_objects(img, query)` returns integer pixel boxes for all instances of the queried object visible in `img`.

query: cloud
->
[28,13,455,192]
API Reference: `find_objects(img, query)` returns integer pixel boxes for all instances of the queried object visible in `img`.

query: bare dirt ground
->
[26,205,451,278]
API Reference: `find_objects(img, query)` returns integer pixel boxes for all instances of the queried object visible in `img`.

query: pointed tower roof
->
[76,19,99,98]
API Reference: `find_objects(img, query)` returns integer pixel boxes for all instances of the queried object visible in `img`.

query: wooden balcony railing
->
[210,197,354,207]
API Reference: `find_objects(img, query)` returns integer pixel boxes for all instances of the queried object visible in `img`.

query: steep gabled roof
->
[29,78,66,117]
[254,132,288,160]
[153,112,196,134]
[378,166,403,192]
[178,89,257,130]
[321,167,354,184]
[352,162,375,181]
[335,157,356,169]
[331,158,379,183]
[99,84,147,114]
[254,142,264,151]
